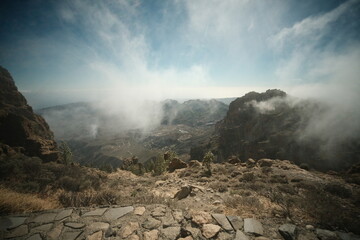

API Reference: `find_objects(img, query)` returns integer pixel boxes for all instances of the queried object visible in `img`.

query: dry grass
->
[0,186,60,214]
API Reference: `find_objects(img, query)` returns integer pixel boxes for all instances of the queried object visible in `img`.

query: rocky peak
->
[0,66,59,162]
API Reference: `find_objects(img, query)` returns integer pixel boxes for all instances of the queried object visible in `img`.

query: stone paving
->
[1,204,359,240]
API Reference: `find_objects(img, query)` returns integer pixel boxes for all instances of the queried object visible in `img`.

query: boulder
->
[244,218,263,236]
[202,224,221,238]
[168,157,188,172]
[278,224,297,240]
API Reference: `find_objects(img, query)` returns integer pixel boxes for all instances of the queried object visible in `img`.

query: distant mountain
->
[0,66,58,162]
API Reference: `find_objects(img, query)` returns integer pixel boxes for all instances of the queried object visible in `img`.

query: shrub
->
[241,172,255,182]
[59,141,73,165]
[203,151,214,176]
[324,182,352,199]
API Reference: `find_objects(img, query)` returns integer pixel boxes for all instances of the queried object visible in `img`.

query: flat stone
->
[5,224,28,238]
[82,208,107,217]
[212,214,233,232]
[179,237,193,240]
[128,235,140,240]
[55,209,73,221]
[159,212,177,227]
[30,223,53,233]
[244,218,263,236]
[235,230,249,240]
[104,206,133,220]
[105,227,116,238]
[160,226,181,240]
[65,222,86,229]
[151,206,166,218]
[121,222,139,238]
[87,231,102,240]
[279,224,297,240]
[143,229,159,240]
[0,217,27,230]
[254,237,271,240]
[192,211,212,225]
[88,222,110,231]
[32,213,57,223]
[27,233,42,240]
[227,216,243,230]
[62,230,83,240]
[337,232,360,240]
[185,225,201,238]
[217,232,234,240]
[316,229,339,240]
[172,209,183,223]
[134,206,146,216]
[202,224,221,238]
[142,217,161,230]
[47,224,63,240]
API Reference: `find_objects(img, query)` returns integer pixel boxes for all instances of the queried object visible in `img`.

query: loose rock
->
[202,224,221,239]
[278,224,297,240]
[244,218,263,236]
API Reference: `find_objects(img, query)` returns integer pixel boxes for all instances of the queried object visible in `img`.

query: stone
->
[0,217,27,230]
[168,157,188,172]
[151,206,166,217]
[65,222,86,229]
[55,209,73,221]
[87,231,102,240]
[134,206,146,216]
[257,159,273,167]
[27,233,42,240]
[212,214,234,232]
[244,218,263,236]
[143,229,159,240]
[160,226,181,240]
[192,211,212,225]
[105,227,116,238]
[47,224,63,240]
[31,213,57,223]
[254,237,271,240]
[228,156,241,164]
[202,224,221,239]
[121,222,139,238]
[142,217,162,229]
[128,235,140,240]
[82,208,107,217]
[227,216,243,230]
[188,160,201,167]
[159,212,177,227]
[217,232,234,240]
[306,225,315,230]
[336,232,360,240]
[235,230,249,240]
[30,223,53,233]
[5,225,28,238]
[63,230,83,240]
[172,209,183,223]
[179,237,193,240]
[185,225,201,238]
[174,186,193,200]
[316,229,339,240]
[104,206,134,220]
[278,224,297,240]
[88,222,110,231]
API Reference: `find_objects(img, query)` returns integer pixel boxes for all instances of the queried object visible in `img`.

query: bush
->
[203,151,214,176]
[324,183,352,199]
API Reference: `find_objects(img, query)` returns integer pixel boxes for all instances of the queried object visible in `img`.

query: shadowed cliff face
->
[0,66,59,162]
[207,89,360,171]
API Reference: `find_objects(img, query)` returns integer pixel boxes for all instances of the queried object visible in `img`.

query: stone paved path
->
[1,204,359,240]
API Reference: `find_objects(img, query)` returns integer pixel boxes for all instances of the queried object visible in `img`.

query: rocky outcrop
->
[0,66,58,162]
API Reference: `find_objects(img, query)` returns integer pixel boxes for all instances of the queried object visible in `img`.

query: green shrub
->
[203,151,214,176]
[59,141,73,165]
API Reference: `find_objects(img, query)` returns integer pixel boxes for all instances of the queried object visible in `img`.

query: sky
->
[0,0,359,108]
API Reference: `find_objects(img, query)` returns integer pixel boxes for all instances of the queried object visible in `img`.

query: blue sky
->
[0,0,359,108]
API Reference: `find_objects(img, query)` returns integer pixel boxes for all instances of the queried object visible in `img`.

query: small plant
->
[59,141,73,165]
[202,151,214,176]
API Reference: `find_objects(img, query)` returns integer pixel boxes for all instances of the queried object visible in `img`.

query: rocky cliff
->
[0,66,58,162]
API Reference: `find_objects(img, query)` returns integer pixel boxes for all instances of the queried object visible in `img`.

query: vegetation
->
[59,141,73,165]
[202,151,214,176]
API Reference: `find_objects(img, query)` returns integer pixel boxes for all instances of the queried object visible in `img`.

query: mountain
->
[0,66,58,162]
[192,89,360,171]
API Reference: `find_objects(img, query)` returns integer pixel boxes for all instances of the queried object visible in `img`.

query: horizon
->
[0,0,360,108]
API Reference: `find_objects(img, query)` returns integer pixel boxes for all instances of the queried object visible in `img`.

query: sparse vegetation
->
[59,141,73,165]
[202,151,214,176]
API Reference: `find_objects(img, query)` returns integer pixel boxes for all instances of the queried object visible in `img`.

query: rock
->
[235,230,249,240]
[65,222,86,229]
[244,218,263,236]
[134,206,146,216]
[246,158,256,167]
[121,222,139,238]
[179,236,193,240]
[31,213,57,223]
[172,209,184,223]
[228,156,241,164]
[5,224,28,238]
[192,211,213,225]
[168,157,188,172]
[87,231,102,240]
[212,214,234,232]
[0,217,27,230]
[305,225,314,230]
[159,212,177,227]
[105,227,116,238]
[55,209,73,221]
[142,217,162,229]
[104,206,133,220]
[27,233,42,240]
[88,222,110,231]
[82,208,107,217]
[47,224,63,240]
[257,159,273,167]
[217,232,234,240]
[0,66,59,161]
[278,224,297,240]
[160,226,181,239]
[227,216,243,230]
[174,186,193,200]
[188,160,202,167]
[316,229,340,240]
[63,230,83,240]
[185,225,201,238]
[336,232,360,240]
[128,235,140,240]
[30,223,53,233]
[143,229,159,240]
[254,237,271,240]
[151,206,167,218]
[202,224,221,239]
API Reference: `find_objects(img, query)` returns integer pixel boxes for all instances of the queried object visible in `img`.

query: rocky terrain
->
[0,66,58,162]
